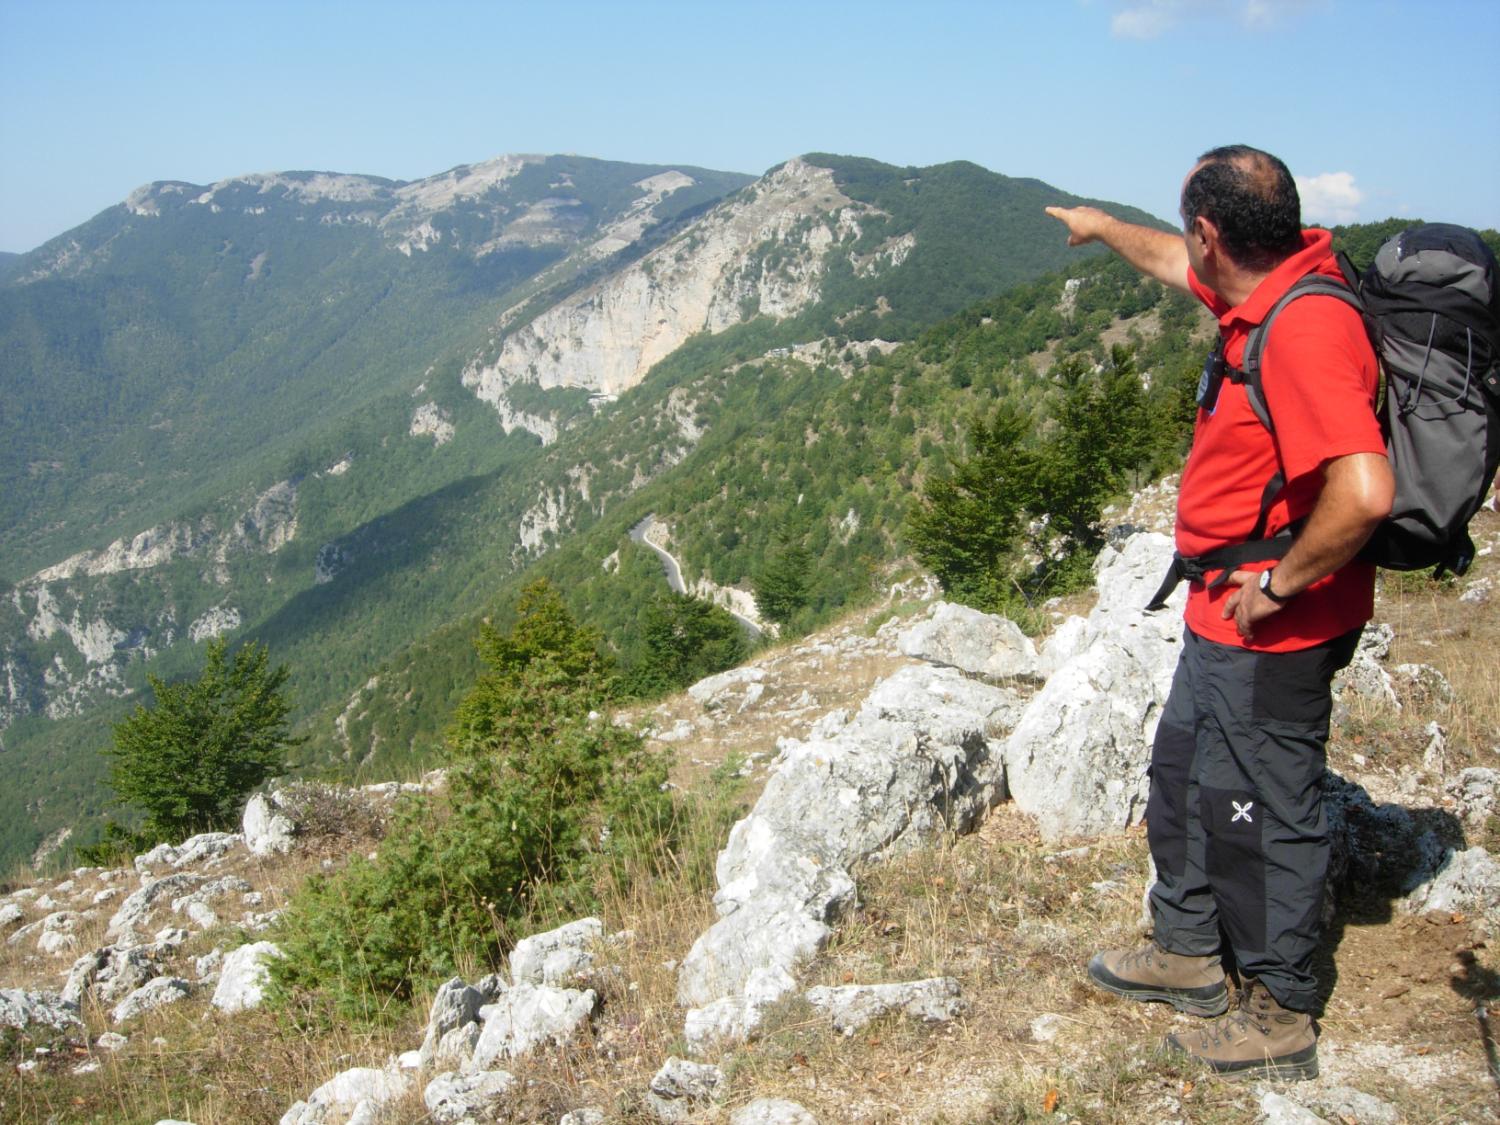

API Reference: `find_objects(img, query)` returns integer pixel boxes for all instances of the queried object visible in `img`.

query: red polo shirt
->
[1178,229,1385,651]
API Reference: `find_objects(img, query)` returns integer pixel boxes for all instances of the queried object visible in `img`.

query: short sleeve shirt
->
[1178,229,1385,651]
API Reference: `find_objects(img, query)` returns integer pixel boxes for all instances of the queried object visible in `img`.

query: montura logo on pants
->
[1231,800,1255,824]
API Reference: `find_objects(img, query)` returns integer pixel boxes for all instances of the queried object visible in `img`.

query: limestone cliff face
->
[2,480,301,727]
[461,159,887,417]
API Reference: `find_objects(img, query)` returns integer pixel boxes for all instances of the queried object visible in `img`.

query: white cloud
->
[1110,0,1309,39]
[1111,0,1188,39]
[1296,171,1364,225]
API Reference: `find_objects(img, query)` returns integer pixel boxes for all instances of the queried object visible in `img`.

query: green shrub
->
[267,583,675,1023]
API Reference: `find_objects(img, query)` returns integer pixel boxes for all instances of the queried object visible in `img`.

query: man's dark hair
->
[1181,145,1303,272]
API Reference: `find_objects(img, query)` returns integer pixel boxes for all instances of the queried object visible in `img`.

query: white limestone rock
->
[509,917,603,986]
[1400,846,1500,922]
[0,988,82,1035]
[1259,1091,1330,1124]
[243,792,298,856]
[36,910,86,955]
[803,976,966,1035]
[646,1057,726,1123]
[0,901,23,928]
[97,1030,129,1051]
[1334,623,1398,708]
[896,601,1040,682]
[423,1069,516,1123]
[1447,768,1500,834]
[108,874,204,945]
[683,965,797,1054]
[1003,533,1183,841]
[730,1100,820,1125]
[559,1109,606,1125]
[63,944,162,1005]
[417,977,486,1068]
[688,666,766,709]
[678,658,1011,1030]
[211,941,282,1013]
[279,1064,411,1125]
[465,982,596,1071]
[171,876,253,929]
[111,977,191,1023]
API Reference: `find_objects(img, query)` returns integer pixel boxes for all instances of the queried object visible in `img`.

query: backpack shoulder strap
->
[1233,272,1364,433]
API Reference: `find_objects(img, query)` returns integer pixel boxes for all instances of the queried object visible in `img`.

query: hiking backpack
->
[1146,223,1500,611]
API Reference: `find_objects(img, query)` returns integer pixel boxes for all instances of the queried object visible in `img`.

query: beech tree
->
[105,638,301,842]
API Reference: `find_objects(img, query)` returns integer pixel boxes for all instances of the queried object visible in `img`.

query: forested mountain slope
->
[2,150,1173,869]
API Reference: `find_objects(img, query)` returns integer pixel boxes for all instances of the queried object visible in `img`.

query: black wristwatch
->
[1259,567,1294,605]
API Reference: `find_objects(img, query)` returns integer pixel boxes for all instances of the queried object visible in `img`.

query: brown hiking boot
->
[1165,979,1318,1080]
[1087,942,1229,1016]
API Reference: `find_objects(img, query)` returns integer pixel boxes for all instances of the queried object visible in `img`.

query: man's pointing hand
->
[1045,205,1112,247]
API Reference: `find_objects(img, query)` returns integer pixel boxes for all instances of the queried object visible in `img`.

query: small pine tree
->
[103,638,301,843]
[752,535,813,626]
[628,591,747,695]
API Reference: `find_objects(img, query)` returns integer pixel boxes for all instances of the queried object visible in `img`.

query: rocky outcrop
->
[676,645,1017,1045]
[467,982,597,1071]
[461,160,885,414]
[1003,533,1185,841]
[211,941,283,1013]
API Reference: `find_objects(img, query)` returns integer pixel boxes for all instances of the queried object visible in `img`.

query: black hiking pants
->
[1146,626,1360,1013]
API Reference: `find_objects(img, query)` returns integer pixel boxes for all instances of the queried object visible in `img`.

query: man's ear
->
[1193,215,1221,256]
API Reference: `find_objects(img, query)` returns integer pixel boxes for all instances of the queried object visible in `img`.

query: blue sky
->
[1,0,1496,253]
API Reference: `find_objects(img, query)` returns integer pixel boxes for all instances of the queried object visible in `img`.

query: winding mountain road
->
[629,515,762,637]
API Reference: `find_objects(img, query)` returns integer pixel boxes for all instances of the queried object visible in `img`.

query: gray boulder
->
[417,977,486,1068]
[111,977,192,1024]
[465,982,596,1071]
[211,941,282,1013]
[689,666,766,710]
[133,833,241,875]
[1400,846,1500,922]
[684,965,798,1053]
[509,917,603,986]
[646,1057,725,1123]
[1004,534,1183,840]
[63,944,162,1006]
[804,976,966,1035]
[896,601,1040,682]
[423,1069,516,1123]
[0,988,82,1035]
[1334,623,1398,709]
[244,792,298,856]
[280,1064,411,1125]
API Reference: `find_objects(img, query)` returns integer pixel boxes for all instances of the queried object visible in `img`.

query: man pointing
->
[1046,145,1393,1080]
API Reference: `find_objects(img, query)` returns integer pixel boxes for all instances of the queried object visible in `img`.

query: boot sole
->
[1087,960,1229,1017]
[1165,1035,1319,1081]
